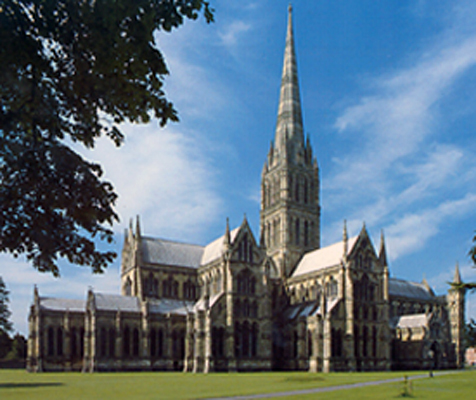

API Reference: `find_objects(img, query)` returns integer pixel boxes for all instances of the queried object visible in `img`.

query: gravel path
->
[203,373,435,400]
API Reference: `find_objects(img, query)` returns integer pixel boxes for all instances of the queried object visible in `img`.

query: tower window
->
[304,220,309,246]
[295,219,300,245]
[304,179,308,204]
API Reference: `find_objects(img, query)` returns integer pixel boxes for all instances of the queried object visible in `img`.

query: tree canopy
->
[466,319,476,348]
[0,0,213,275]
[0,276,13,334]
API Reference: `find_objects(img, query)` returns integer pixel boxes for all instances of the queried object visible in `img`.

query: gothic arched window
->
[304,220,309,246]
[71,327,77,357]
[132,328,140,357]
[100,327,107,357]
[251,323,259,357]
[79,328,85,357]
[124,277,132,296]
[237,269,255,295]
[326,277,338,299]
[304,178,308,204]
[295,218,300,245]
[56,327,63,356]
[109,328,115,357]
[123,326,130,357]
[47,326,55,356]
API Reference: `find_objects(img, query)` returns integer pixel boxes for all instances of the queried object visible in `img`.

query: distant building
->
[466,348,476,366]
[27,6,465,373]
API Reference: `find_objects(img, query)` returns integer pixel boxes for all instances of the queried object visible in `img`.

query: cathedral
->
[27,7,465,373]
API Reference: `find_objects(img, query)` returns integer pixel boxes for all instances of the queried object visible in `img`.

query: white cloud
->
[333,35,476,193]
[386,193,476,260]
[219,20,252,48]
[428,261,476,320]
[0,254,120,335]
[82,124,223,242]
[325,4,476,263]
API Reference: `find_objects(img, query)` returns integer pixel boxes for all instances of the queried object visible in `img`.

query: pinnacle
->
[274,4,304,160]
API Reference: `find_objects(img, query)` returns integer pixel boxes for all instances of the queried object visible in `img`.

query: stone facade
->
[27,6,465,373]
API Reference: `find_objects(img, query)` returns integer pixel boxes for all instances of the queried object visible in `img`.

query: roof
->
[94,293,141,312]
[292,236,358,278]
[194,293,223,311]
[393,313,429,329]
[389,278,435,301]
[283,297,340,320]
[148,298,195,316]
[201,227,240,266]
[141,237,204,269]
[39,297,85,312]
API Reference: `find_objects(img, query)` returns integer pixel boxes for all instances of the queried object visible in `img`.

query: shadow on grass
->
[283,375,325,382]
[0,382,64,389]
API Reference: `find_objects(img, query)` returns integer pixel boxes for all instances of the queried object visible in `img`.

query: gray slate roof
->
[95,293,141,312]
[39,297,85,312]
[389,278,434,301]
[148,298,195,316]
[393,313,429,329]
[141,237,204,269]
[283,297,339,320]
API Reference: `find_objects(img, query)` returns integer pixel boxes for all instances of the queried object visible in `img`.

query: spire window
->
[295,218,300,245]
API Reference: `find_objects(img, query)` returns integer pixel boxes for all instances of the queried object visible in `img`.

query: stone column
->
[203,311,213,373]
[165,316,174,371]
[322,315,331,373]
[192,310,205,373]
[183,313,195,372]
[64,311,71,371]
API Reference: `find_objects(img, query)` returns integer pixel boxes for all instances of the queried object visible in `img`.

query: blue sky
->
[2,0,476,335]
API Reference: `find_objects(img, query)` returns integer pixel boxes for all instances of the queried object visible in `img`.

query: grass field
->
[0,369,474,399]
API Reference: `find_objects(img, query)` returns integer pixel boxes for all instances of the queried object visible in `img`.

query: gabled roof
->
[201,227,240,266]
[141,237,204,269]
[194,292,223,312]
[392,313,429,329]
[39,297,85,312]
[291,236,358,278]
[94,293,141,312]
[148,298,194,316]
[389,278,435,301]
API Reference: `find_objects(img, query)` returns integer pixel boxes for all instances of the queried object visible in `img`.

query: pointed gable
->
[292,236,358,278]
[201,227,240,266]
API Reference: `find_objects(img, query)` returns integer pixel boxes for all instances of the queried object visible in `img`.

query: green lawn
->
[0,369,473,400]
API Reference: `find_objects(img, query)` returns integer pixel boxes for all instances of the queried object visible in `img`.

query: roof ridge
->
[141,236,204,248]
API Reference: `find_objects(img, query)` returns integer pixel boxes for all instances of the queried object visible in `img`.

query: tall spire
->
[275,4,304,157]
[453,262,462,285]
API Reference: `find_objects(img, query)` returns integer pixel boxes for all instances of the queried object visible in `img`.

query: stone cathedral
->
[27,7,465,373]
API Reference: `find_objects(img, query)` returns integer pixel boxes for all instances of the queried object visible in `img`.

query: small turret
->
[343,220,348,260]
[135,215,141,238]
[453,262,462,285]
[223,218,231,252]
[378,230,388,267]
[447,262,465,368]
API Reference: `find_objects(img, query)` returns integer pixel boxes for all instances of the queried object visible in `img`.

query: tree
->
[465,319,476,348]
[452,234,476,292]
[6,333,27,360]
[0,0,214,276]
[0,277,13,359]
[0,276,13,334]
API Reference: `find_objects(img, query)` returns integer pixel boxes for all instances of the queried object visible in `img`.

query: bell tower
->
[260,5,320,278]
